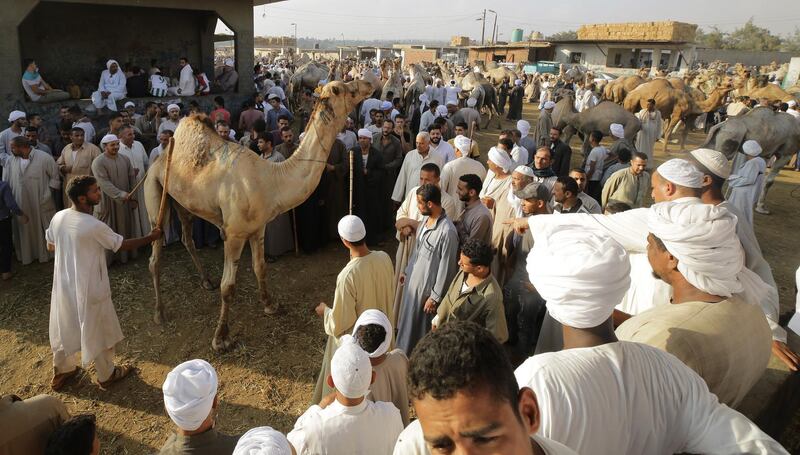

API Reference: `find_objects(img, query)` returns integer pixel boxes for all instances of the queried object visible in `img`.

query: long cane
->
[154,137,175,229]
[291,209,299,256]
[468,120,477,158]
[349,150,354,215]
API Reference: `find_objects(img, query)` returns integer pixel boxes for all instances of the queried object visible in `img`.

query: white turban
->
[124,101,135,108]
[331,335,372,399]
[656,159,703,188]
[742,140,762,157]
[419,94,429,103]
[352,309,392,358]
[233,427,292,455]
[514,165,535,177]
[435,105,449,117]
[515,79,523,86]
[450,79,457,86]
[8,110,26,122]
[488,147,514,173]
[162,359,218,431]
[517,120,531,137]
[467,97,477,107]
[543,101,556,110]
[106,59,118,70]
[338,215,366,242]
[100,134,119,145]
[609,123,625,139]
[788,100,797,108]
[527,225,630,329]
[690,148,730,179]
[453,135,472,154]
[446,100,458,107]
[357,128,373,139]
[380,100,393,110]
[318,79,327,86]
[647,201,769,306]
[224,58,234,67]
[167,103,180,112]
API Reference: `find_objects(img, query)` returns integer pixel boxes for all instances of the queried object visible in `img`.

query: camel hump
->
[175,113,250,170]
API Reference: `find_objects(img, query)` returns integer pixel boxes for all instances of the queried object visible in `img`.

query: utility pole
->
[481,9,486,45]
[488,10,497,44]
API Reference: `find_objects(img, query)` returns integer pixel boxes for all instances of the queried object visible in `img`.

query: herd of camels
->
[144,58,800,349]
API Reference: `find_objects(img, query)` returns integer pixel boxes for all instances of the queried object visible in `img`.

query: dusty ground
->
[1,102,799,453]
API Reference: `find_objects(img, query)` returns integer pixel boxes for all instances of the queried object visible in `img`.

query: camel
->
[603,74,648,103]
[623,78,732,152]
[702,107,800,214]
[287,61,330,107]
[144,74,380,350]
[733,76,796,103]
[459,72,501,129]
[552,93,642,156]
[380,58,404,101]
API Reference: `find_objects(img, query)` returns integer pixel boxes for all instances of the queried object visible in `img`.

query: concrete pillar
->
[199,13,217,80]
[217,0,254,96]
[0,0,39,109]
[651,48,662,73]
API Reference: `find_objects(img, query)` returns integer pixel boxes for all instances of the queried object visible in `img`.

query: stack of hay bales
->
[577,21,697,42]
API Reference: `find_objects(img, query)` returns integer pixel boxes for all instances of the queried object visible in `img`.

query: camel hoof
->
[754,205,770,215]
[154,311,165,325]
[212,337,234,352]
[202,278,219,290]
[264,303,279,315]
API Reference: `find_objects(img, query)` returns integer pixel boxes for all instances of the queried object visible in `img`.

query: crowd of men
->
[1,61,799,454]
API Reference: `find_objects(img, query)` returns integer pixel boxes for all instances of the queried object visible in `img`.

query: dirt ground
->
[1,102,799,453]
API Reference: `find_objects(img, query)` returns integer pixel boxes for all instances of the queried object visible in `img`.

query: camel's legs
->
[175,205,216,290]
[213,236,246,351]
[661,116,680,154]
[149,233,165,324]
[756,154,792,214]
[248,230,276,315]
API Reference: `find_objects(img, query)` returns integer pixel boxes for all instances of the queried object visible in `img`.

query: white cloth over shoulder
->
[647,201,770,308]
[515,341,789,455]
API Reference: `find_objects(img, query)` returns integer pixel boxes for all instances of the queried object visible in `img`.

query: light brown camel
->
[624,78,732,152]
[144,75,379,350]
[733,76,796,102]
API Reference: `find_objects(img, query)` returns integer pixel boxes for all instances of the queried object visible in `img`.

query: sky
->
[248,0,800,41]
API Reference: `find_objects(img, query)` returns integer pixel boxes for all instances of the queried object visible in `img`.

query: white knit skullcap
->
[514,165,535,177]
[381,100,393,110]
[656,159,703,188]
[690,148,730,179]
[100,134,119,145]
[162,359,218,431]
[331,335,372,399]
[8,111,26,122]
[337,215,366,242]
[742,140,762,157]
[167,103,180,112]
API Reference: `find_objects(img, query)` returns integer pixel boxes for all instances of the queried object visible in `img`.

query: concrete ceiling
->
[253,0,286,5]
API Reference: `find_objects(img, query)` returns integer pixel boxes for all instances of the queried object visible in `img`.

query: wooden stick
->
[155,137,175,229]
[468,120,477,157]
[349,150,354,215]
[291,209,300,256]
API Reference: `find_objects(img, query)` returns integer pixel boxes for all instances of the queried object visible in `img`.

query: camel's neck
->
[271,101,340,212]
[696,88,730,112]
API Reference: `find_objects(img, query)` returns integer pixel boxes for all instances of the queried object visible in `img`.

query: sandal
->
[51,368,81,391]
[97,364,134,389]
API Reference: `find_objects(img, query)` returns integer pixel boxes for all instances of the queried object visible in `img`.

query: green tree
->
[781,27,800,53]
[547,30,577,41]
[726,19,782,51]
[695,26,727,49]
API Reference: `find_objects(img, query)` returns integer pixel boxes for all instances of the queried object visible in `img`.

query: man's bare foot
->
[97,364,134,389]
[51,368,81,391]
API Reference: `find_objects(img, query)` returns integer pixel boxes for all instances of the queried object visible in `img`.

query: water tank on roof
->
[511,28,524,42]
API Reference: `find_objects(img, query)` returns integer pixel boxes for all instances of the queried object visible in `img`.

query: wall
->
[694,49,796,67]
[467,47,552,64]
[553,44,607,67]
[402,49,438,67]
[19,3,212,92]
[1,0,256,114]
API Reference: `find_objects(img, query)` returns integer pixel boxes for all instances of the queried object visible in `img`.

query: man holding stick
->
[48,175,161,391]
